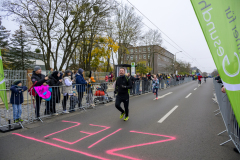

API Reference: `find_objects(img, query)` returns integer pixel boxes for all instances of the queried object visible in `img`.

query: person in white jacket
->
[62,70,74,113]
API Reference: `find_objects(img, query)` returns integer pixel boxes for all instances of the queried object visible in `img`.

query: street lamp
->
[173,51,182,75]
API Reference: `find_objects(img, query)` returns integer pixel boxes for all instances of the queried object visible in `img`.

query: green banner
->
[0,50,8,110]
[191,0,240,124]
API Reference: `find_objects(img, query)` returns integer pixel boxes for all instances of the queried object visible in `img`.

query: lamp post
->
[174,51,182,75]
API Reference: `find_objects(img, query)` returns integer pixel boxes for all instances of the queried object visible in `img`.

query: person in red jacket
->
[198,74,203,86]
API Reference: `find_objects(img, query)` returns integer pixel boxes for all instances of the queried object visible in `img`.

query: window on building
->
[139,48,142,52]
[148,54,150,59]
[148,47,150,51]
[139,55,142,59]
[143,54,146,59]
[135,49,138,52]
[126,55,129,60]
[135,55,138,60]
[130,49,133,53]
[130,55,133,60]
[143,48,146,52]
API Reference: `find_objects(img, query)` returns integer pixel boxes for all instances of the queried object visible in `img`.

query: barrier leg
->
[214,109,220,113]
[215,112,221,116]
[220,139,232,146]
[37,117,43,123]
[217,130,227,136]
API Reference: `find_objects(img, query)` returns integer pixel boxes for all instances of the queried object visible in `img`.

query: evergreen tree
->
[0,16,11,68]
[6,25,35,70]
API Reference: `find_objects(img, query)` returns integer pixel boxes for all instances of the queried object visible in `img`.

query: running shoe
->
[124,116,129,121]
[120,112,125,119]
[14,119,19,123]
[63,110,69,114]
[156,97,158,100]
[19,119,24,122]
[154,93,156,95]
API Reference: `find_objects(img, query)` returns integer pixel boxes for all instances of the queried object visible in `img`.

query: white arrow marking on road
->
[194,88,197,90]
[154,92,172,100]
[158,105,179,123]
[185,93,192,98]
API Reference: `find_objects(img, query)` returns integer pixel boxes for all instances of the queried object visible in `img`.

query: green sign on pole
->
[131,62,135,75]
[0,50,9,110]
[191,0,240,124]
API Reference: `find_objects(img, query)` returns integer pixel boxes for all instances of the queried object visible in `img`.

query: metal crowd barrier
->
[0,77,193,132]
[213,79,240,152]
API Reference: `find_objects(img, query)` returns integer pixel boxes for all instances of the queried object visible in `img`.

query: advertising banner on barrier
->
[0,50,9,110]
[191,0,240,124]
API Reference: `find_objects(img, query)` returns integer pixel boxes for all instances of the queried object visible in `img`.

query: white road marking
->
[194,88,197,90]
[185,93,192,98]
[154,92,173,100]
[158,106,179,123]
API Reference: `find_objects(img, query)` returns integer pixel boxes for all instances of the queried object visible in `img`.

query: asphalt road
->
[0,79,239,160]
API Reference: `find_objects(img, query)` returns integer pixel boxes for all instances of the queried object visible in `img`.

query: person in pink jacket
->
[105,74,109,82]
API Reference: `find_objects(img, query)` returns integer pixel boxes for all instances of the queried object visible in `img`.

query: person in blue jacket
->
[76,68,87,108]
[10,80,28,123]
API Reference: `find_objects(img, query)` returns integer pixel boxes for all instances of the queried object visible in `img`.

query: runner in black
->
[114,68,132,121]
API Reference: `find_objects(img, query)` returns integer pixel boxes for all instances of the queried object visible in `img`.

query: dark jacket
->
[147,74,152,80]
[129,76,135,84]
[59,72,63,80]
[134,77,140,82]
[47,74,61,103]
[86,83,93,94]
[70,95,79,107]
[76,73,87,92]
[10,85,28,105]
[115,76,132,97]
[31,71,46,86]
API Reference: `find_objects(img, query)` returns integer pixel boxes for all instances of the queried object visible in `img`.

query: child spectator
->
[86,77,95,107]
[69,91,79,112]
[105,74,109,82]
[10,80,27,123]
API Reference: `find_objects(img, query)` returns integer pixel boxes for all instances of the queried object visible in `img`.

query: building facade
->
[120,45,174,74]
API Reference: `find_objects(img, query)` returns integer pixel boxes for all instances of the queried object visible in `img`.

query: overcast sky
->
[1,0,216,73]
[120,0,216,73]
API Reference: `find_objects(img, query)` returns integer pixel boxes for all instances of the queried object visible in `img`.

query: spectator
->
[10,80,28,123]
[142,75,148,93]
[108,72,113,82]
[135,73,140,95]
[47,68,53,76]
[31,66,48,119]
[85,77,95,107]
[46,71,62,115]
[147,72,153,80]
[69,91,79,112]
[131,74,136,95]
[221,86,226,93]
[59,69,65,80]
[62,70,73,114]
[76,68,87,108]
[105,74,109,82]
[72,70,77,89]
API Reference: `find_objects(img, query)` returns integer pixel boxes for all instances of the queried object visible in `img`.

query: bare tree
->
[2,0,113,70]
[113,4,143,64]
